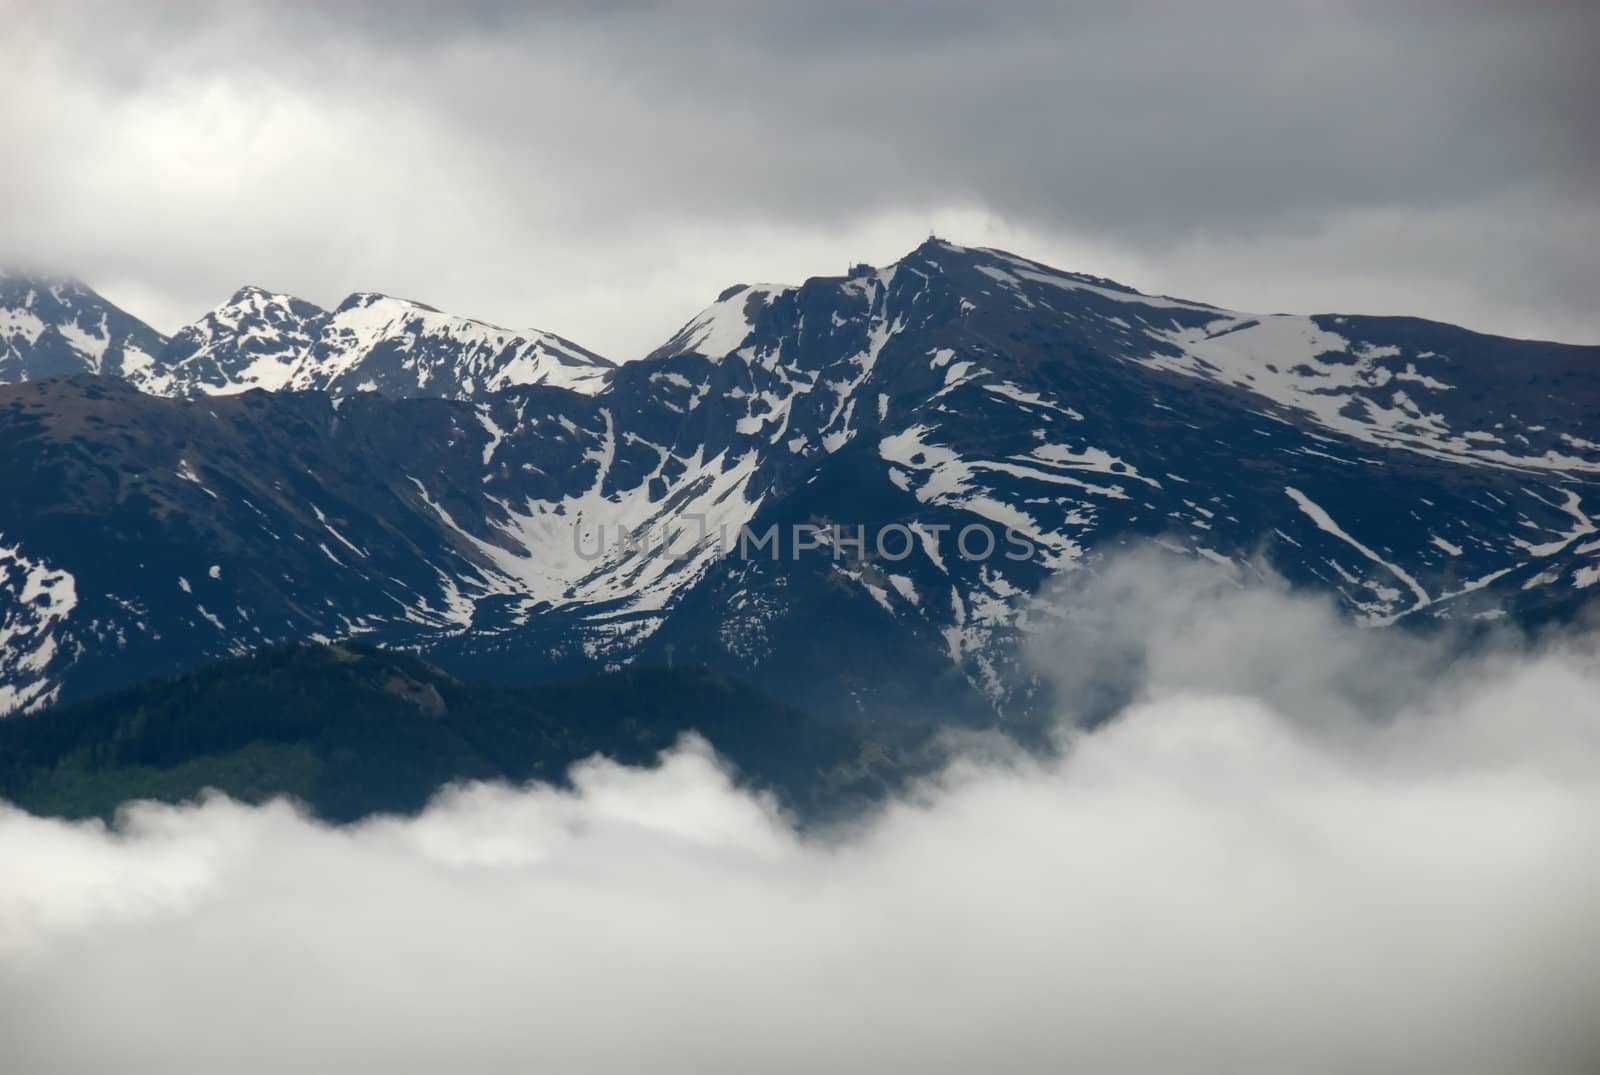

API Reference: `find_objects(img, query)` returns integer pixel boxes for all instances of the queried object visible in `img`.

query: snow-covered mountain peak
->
[651,283,795,362]
[295,291,615,398]
[322,291,522,344]
[116,286,612,401]
[876,241,1599,474]
[892,239,1214,311]
[0,270,169,387]
[1,269,618,403]
[158,286,326,395]
[223,283,312,311]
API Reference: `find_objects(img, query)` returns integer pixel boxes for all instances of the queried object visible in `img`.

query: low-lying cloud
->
[2,552,1597,1074]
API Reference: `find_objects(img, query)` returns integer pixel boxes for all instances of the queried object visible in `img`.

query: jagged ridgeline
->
[0,275,614,398]
[1,240,1596,722]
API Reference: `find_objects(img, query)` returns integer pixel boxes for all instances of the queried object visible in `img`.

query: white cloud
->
[2,552,1597,1074]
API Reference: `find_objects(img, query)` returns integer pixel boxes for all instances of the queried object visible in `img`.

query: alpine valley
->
[2,240,1597,723]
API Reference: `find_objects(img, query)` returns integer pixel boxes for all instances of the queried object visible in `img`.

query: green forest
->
[0,642,905,823]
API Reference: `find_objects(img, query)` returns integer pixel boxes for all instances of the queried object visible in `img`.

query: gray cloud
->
[2,551,1597,1075]
[1025,548,1524,732]
[3,2,1596,357]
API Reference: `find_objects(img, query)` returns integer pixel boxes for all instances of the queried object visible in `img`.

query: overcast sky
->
[4,1,1596,359]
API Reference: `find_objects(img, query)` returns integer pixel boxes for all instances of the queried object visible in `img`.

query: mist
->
[2,552,1596,1074]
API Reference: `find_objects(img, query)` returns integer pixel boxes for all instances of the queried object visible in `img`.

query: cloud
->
[3,2,1596,355]
[1026,548,1460,727]
[2,551,1597,1075]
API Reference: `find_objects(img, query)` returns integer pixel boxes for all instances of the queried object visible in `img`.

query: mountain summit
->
[0,272,168,388]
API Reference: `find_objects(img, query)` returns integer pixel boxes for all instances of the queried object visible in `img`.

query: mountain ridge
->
[1,240,1595,720]
[0,270,616,401]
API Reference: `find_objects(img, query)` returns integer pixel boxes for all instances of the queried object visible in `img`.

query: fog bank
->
[2,553,1596,1074]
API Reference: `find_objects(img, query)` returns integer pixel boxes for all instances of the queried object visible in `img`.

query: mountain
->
[0,642,895,822]
[0,271,169,387]
[156,285,325,393]
[0,273,615,401]
[1,240,1595,720]
[164,287,615,399]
